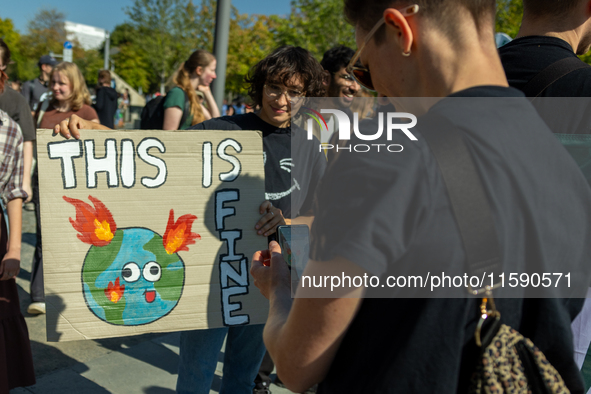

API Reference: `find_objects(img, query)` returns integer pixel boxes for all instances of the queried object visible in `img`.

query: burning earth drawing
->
[64,196,200,326]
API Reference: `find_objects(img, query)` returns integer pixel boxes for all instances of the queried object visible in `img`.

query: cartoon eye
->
[121,262,140,282]
[143,261,162,282]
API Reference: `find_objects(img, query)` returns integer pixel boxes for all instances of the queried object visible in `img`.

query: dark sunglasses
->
[346,4,419,91]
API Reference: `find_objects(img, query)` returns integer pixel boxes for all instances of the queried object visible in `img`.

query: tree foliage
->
[271,0,355,60]
[2,8,103,85]
[225,13,277,96]
[0,18,30,81]
[495,0,523,38]
[14,0,591,96]
[124,0,201,93]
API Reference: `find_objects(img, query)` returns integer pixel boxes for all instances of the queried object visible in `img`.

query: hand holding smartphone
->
[276,225,310,293]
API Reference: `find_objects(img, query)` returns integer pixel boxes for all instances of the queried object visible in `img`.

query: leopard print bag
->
[469,324,570,394]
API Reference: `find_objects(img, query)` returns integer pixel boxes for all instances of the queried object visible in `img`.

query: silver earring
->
[402,50,411,57]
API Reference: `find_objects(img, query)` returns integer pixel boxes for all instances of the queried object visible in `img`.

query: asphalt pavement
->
[10,205,291,394]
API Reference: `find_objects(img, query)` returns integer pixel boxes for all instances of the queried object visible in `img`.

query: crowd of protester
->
[3,0,591,393]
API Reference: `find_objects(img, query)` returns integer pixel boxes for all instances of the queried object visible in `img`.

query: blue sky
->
[3,0,292,34]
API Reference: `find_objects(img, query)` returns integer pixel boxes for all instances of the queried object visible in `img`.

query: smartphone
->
[276,225,310,279]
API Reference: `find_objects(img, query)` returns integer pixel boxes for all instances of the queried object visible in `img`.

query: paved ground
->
[10,206,292,394]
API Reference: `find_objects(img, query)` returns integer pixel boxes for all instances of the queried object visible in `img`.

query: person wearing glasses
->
[250,1,591,393]
[54,45,326,394]
[316,45,360,144]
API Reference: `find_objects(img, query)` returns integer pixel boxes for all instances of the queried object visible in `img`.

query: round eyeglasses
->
[264,84,305,103]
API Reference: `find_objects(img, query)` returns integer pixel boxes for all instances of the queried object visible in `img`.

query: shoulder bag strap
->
[521,57,590,98]
[419,114,502,293]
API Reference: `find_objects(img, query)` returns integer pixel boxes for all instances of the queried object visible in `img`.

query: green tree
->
[225,13,277,96]
[75,49,104,87]
[125,0,201,93]
[271,0,356,60]
[21,8,67,60]
[495,0,523,38]
[109,23,153,92]
[0,18,30,81]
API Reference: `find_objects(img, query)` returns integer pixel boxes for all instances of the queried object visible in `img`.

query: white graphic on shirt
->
[264,158,300,201]
[266,179,300,201]
[279,158,294,173]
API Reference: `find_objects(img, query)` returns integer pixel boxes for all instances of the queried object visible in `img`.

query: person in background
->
[308,45,360,145]
[0,39,35,208]
[226,104,236,116]
[21,55,58,116]
[93,70,118,129]
[499,0,591,97]
[222,98,228,115]
[349,88,375,119]
[163,50,220,130]
[320,46,360,108]
[498,0,591,383]
[28,61,99,315]
[0,67,35,393]
[122,88,130,123]
[10,80,21,92]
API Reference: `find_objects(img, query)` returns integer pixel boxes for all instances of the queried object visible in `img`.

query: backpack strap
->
[521,57,590,98]
[419,114,503,293]
[36,99,50,128]
[179,90,190,129]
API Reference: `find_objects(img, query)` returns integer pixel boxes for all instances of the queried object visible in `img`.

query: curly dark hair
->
[320,45,356,74]
[245,45,325,107]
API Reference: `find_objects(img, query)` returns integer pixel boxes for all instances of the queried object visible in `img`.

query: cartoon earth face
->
[82,227,185,326]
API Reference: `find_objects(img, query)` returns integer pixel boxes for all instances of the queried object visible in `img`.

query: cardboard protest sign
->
[37,129,268,342]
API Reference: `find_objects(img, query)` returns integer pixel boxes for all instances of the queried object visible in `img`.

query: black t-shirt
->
[312,86,591,393]
[499,36,591,97]
[190,113,326,219]
[94,86,118,129]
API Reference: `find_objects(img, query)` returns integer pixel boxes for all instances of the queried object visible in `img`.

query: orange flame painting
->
[163,209,200,254]
[63,196,117,247]
[104,277,125,303]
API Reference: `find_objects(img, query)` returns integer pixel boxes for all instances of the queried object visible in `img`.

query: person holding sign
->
[28,62,99,315]
[163,49,220,130]
[54,45,326,394]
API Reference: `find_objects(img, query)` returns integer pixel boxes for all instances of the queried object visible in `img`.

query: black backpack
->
[140,89,190,130]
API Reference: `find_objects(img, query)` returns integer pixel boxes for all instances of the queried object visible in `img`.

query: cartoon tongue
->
[144,290,156,303]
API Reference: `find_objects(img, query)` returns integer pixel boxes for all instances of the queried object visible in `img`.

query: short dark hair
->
[245,45,325,107]
[98,69,111,85]
[321,45,356,74]
[344,0,495,44]
[523,0,582,19]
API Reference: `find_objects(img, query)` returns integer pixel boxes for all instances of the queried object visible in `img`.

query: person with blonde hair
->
[163,49,220,130]
[28,61,99,315]
[36,62,99,128]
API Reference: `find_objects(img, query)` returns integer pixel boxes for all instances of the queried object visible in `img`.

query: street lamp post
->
[212,0,231,111]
